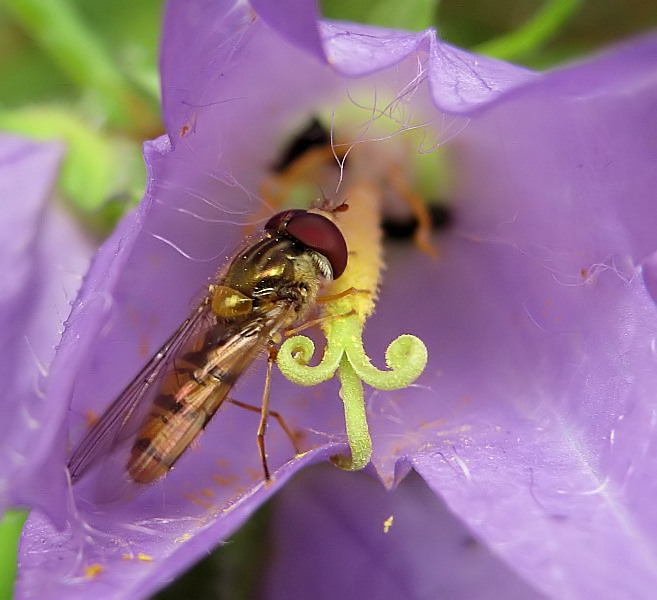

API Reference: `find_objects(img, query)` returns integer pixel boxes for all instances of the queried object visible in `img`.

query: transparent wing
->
[67,298,218,482]
[126,325,269,483]
[126,302,298,483]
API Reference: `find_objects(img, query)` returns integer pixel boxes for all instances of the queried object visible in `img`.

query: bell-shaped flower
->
[14,1,657,598]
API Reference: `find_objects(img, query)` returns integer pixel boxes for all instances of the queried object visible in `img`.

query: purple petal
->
[263,465,544,599]
[361,36,657,598]
[17,447,339,600]
[250,0,325,60]
[254,0,534,112]
[0,134,91,522]
[319,21,535,113]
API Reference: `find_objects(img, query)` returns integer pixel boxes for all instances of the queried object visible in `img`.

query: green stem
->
[5,0,159,133]
[0,509,28,600]
[475,0,582,61]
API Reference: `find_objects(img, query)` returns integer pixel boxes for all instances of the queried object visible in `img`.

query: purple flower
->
[15,1,657,598]
[0,135,91,524]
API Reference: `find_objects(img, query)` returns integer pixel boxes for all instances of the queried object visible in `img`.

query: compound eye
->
[285,212,348,279]
[264,209,307,233]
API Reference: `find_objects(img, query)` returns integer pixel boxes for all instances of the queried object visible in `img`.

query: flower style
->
[13,1,657,598]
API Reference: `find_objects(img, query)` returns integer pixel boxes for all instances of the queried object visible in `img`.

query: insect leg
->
[257,344,277,480]
[284,310,356,337]
[282,288,372,335]
[316,286,370,303]
[225,398,300,454]
[386,163,438,258]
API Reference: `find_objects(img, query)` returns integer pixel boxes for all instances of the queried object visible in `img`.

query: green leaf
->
[320,0,436,31]
[0,106,142,225]
[0,510,28,600]
[4,0,159,132]
[475,0,583,61]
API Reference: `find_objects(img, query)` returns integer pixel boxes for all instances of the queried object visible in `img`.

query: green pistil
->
[277,312,428,470]
[334,356,370,470]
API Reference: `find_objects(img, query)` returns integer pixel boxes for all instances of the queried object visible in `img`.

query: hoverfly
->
[68,208,348,485]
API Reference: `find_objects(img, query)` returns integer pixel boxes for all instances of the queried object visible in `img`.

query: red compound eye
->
[264,209,306,233]
[265,210,348,279]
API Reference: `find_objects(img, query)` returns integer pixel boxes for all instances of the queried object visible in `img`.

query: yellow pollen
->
[322,180,382,323]
[84,564,103,578]
[383,515,394,533]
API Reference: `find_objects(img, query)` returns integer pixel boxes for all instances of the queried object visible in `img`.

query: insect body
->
[68,209,348,485]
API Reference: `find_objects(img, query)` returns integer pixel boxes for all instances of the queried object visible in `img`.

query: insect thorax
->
[217,233,323,322]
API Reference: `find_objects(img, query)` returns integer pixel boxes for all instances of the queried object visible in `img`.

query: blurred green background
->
[3,0,656,110]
